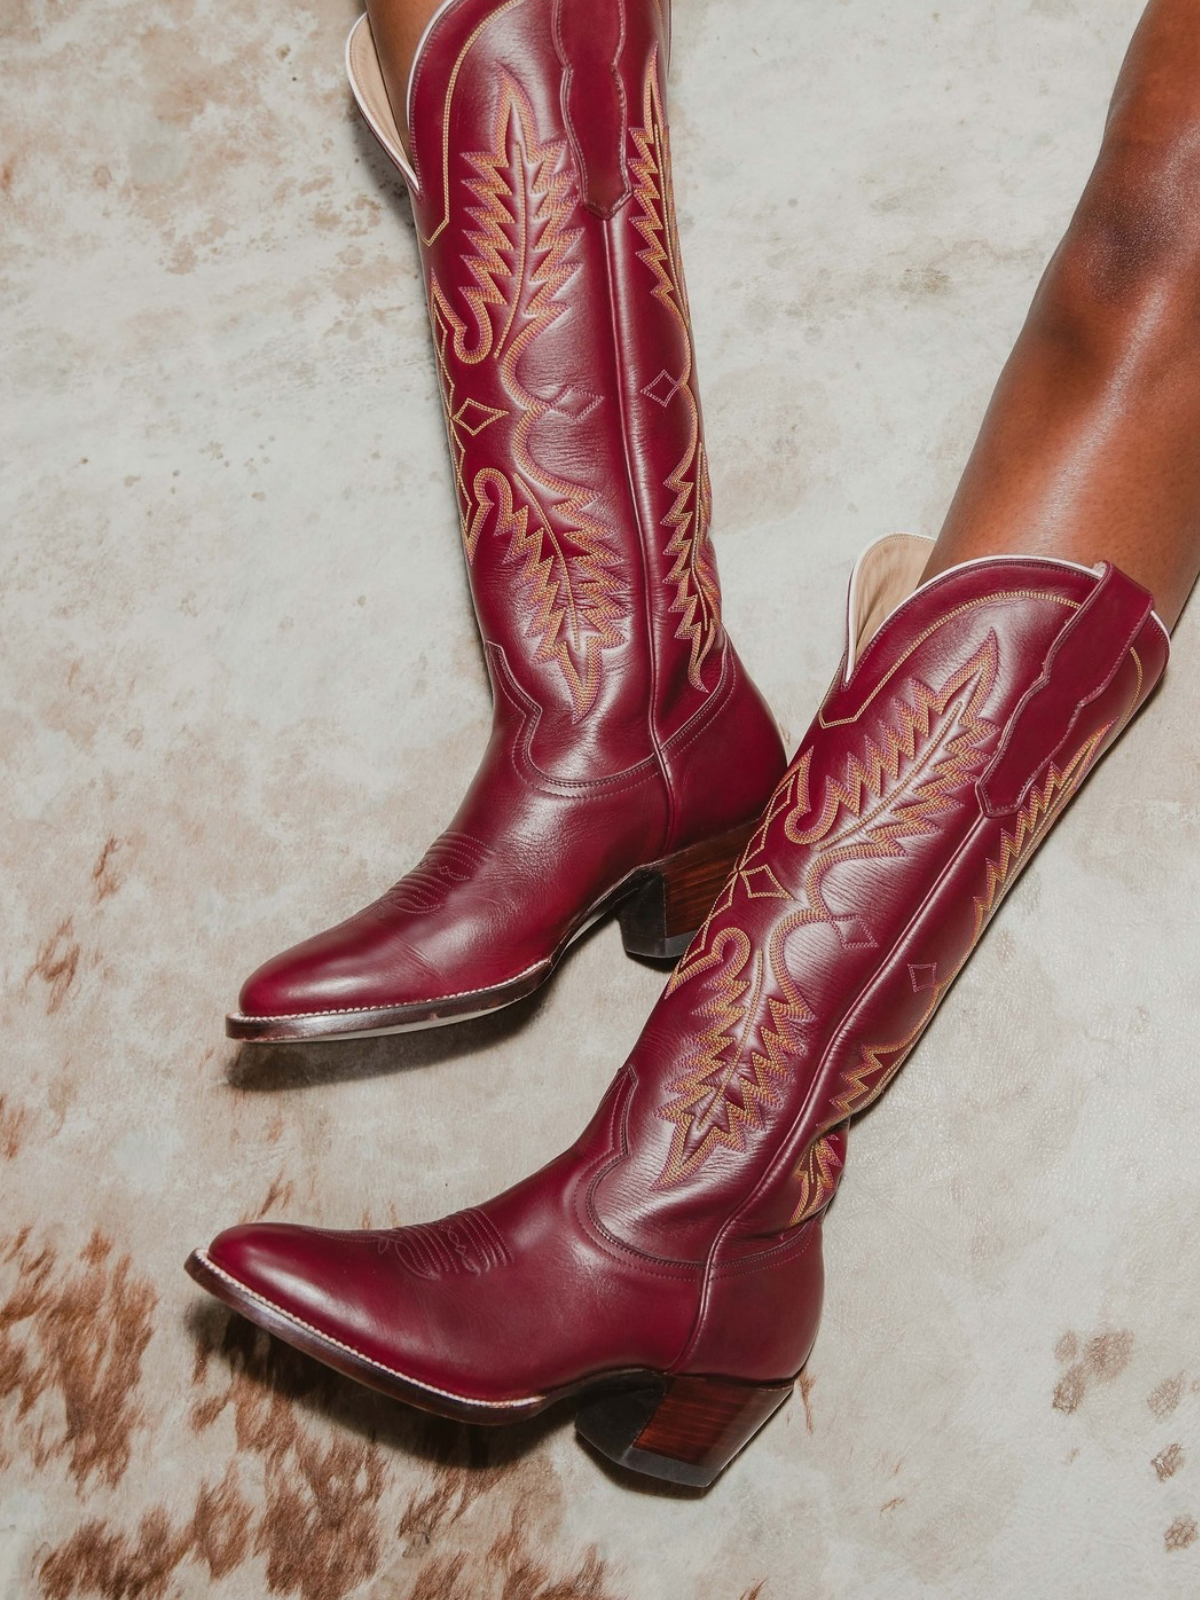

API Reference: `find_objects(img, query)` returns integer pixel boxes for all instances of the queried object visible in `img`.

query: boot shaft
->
[355,0,726,770]
[590,537,1169,1262]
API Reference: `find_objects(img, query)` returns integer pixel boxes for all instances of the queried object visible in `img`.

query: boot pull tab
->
[979,563,1153,819]
[554,0,631,217]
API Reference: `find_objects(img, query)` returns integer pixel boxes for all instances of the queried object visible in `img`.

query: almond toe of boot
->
[195,1222,434,1394]
[202,1222,329,1315]
[231,916,449,1035]
[235,934,365,1021]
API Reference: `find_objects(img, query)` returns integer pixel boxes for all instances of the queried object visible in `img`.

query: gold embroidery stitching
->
[630,54,721,690]
[430,74,625,717]
[790,1130,846,1228]
[675,639,1001,984]
[656,642,1001,1186]
[782,720,1113,1225]
[414,0,528,246]
[652,931,810,1187]
[820,591,1080,729]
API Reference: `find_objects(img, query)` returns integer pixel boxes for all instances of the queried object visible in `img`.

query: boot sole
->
[185,1246,794,1488]
[225,820,752,1044]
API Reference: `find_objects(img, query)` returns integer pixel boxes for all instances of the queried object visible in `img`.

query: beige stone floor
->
[4,0,1200,1595]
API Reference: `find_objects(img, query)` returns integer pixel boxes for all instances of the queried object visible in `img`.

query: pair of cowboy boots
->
[189,0,1170,1488]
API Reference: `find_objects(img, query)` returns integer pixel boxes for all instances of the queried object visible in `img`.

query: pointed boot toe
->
[189,1206,588,1422]
[193,1222,375,1340]
[189,1223,446,1405]
[228,916,461,1042]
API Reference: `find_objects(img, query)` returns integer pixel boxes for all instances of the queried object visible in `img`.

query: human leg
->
[923,0,1200,627]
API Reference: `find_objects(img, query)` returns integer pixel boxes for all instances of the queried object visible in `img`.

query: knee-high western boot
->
[194,535,1168,1483]
[227,0,786,1042]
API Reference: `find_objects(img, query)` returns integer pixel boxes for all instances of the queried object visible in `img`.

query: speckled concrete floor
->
[4,1,1199,1596]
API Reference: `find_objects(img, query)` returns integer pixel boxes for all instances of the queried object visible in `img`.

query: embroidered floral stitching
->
[654,641,1001,1186]
[783,721,1112,1224]
[789,1130,846,1228]
[629,53,721,691]
[430,73,626,717]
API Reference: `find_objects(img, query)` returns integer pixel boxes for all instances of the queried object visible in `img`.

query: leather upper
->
[209,543,1169,1396]
[596,549,1167,1267]
[236,0,786,1022]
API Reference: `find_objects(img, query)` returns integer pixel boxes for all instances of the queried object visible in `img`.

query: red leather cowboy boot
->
[192,535,1168,1484]
[227,0,785,1043]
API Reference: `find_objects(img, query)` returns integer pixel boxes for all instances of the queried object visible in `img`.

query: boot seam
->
[707,1222,819,1277]
[490,642,663,794]
[581,1066,708,1272]
[660,638,736,758]
[601,214,676,857]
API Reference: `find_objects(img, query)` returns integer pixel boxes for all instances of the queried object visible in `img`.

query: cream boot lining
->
[346,16,414,183]
[845,533,934,675]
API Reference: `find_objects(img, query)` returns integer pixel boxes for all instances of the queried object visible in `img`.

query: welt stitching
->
[233,958,548,1022]
[196,1254,540,1407]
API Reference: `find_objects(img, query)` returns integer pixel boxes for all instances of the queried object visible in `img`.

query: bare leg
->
[922,0,1200,628]
[364,0,442,151]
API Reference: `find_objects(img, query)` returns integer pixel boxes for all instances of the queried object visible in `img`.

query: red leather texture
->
[232,0,786,1034]
[198,550,1169,1412]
